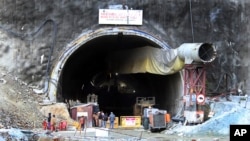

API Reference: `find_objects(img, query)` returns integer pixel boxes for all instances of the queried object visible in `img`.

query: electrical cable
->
[0,19,58,94]
[189,0,195,42]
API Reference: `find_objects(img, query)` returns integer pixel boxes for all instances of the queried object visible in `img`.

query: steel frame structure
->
[184,63,206,105]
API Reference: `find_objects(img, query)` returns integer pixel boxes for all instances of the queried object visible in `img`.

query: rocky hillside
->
[0,67,45,129]
[0,66,77,130]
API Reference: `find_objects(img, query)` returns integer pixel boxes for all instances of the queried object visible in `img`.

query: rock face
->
[0,0,249,93]
[0,0,250,129]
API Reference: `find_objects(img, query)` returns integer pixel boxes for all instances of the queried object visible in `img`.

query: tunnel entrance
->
[49,28,183,117]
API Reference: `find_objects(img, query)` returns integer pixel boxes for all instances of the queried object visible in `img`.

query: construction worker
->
[98,111,103,127]
[109,112,116,129]
[47,113,51,130]
[42,118,47,130]
[51,114,57,131]
[79,116,85,130]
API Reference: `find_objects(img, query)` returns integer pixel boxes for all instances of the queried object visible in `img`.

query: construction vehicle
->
[134,97,168,131]
[134,97,155,116]
[143,108,167,132]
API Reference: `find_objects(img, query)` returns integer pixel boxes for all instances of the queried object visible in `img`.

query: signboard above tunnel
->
[98,9,143,25]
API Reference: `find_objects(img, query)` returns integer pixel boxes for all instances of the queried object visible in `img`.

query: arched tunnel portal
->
[49,27,184,117]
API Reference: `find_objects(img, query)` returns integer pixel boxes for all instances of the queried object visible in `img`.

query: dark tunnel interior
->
[58,34,183,117]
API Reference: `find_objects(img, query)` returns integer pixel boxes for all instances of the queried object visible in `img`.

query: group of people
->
[92,111,116,129]
[43,111,116,131]
[43,113,57,131]
[76,111,116,131]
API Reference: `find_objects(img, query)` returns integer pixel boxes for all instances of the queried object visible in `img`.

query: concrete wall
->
[0,0,250,94]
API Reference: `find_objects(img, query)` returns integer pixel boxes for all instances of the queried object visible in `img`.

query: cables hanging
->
[0,19,58,94]
[189,0,195,42]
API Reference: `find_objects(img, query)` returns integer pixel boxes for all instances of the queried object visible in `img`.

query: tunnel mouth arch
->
[49,27,183,117]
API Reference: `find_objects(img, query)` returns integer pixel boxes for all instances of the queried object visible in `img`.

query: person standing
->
[51,114,57,131]
[79,116,85,130]
[42,118,47,130]
[102,113,108,128]
[94,112,99,127]
[47,113,51,130]
[109,112,116,129]
[92,112,97,127]
[98,111,103,127]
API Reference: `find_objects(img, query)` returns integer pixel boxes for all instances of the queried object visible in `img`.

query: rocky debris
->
[0,67,45,129]
[40,103,70,119]
[0,128,29,141]
[164,95,250,136]
[0,67,80,132]
[39,103,77,127]
[0,128,59,141]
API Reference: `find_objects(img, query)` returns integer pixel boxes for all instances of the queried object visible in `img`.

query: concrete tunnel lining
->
[48,27,184,116]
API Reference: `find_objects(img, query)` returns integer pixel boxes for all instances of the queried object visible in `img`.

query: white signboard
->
[125,117,136,126]
[99,9,143,25]
[77,112,88,117]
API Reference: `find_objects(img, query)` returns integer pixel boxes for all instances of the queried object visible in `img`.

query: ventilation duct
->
[106,43,216,75]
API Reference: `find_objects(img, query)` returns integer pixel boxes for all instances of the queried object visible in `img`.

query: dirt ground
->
[27,127,228,141]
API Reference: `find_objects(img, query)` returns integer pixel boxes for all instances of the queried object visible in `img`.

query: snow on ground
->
[165,95,250,136]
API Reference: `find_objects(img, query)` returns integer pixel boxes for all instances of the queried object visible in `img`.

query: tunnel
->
[48,27,215,117]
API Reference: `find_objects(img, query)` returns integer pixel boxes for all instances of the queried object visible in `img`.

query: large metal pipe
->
[105,43,217,75]
[176,43,217,64]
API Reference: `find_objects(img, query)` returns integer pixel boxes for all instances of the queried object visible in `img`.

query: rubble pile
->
[0,128,29,141]
[0,68,45,130]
